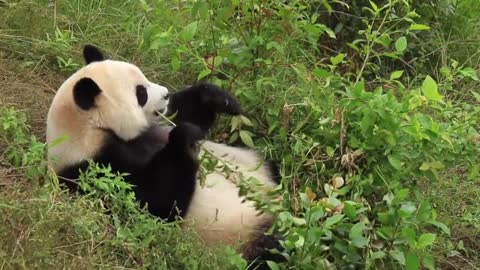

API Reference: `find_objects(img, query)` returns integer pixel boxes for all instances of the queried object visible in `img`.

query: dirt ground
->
[0,56,63,186]
[0,58,62,136]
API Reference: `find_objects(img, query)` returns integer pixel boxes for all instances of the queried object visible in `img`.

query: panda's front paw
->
[198,83,242,115]
[169,123,204,148]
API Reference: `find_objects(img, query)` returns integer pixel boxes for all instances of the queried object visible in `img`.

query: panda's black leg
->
[242,225,286,270]
[166,82,241,135]
[138,123,203,221]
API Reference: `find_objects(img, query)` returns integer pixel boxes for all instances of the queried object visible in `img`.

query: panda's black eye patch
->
[136,85,148,107]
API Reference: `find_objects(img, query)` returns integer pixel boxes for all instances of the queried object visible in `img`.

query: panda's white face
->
[47,59,170,146]
[78,59,170,140]
[46,45,170,171]
[137,79,170,123]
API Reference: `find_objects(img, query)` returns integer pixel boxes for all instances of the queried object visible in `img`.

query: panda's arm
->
[167,82,242,135]
[57,127,167,192]
[59,124,202,222]
[130,123,204,221]
[96,126,168,171]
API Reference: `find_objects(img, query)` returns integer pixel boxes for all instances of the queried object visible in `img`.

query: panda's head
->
[46,45,169,170]
[50,45,169,139]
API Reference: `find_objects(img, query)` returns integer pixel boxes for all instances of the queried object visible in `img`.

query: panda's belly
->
[184,141,276,246]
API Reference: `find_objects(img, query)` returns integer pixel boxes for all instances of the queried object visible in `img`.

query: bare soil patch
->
[0,57,64,139]
[0,55,64,186]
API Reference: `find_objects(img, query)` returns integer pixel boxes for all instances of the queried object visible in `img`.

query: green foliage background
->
[1,0,479,269]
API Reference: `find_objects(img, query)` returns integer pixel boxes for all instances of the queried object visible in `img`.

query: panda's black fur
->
[48,45,285,269]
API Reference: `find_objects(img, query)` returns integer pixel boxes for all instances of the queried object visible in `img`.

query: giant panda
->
[46,44,283,268]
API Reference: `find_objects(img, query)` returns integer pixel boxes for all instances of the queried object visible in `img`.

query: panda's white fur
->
[46,45,282,267]
[47,59,169,173]
[186,141,277,245]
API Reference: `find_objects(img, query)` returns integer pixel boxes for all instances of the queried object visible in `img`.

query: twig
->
[339,109,346,157]
[53,0,57,28]
[452,255,480,270]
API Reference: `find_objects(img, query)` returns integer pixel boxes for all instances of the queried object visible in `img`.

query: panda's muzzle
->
[153,95,169,116]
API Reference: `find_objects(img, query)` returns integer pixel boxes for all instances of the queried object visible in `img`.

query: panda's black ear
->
[73,78,102,110]
[83,44,105,64]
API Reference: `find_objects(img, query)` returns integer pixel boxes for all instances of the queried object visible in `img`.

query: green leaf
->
[388,155,402,170]
[360,112,375,134]
[406,252,420,270]
[392,189,409,205]
[377,226,394,240]
[430,160,445,170]
[266,261,280,270]
[440,66,452,78]
[409,24,431,31]
[420,161,445,171]
[323,214,344,229]
[323,26,336,39]
[378,33,392,47]
[372,251,386,260]
[416,201,433,221]
[230,116,241,132]
[179,21,198,42]
[349,222,365,239]
[197,69,211,80]
[383,192,394,205]
[459,67,479,81]
[351,236,369,248]
[239,130,255,148]
[344,201,356,219]
[192,1,209,19]
[313,68,333,78]
[228,131,239,144]
[401,227,417,244]
[389,250,406,265]
[369,1,379,13]
[471,91,480,103]
[395,36,407,53]
[390,70,404,80]
[422,75,443,101]
[292,217,307,226]
[266,41,284,53]
[419,162,430,171]
[240,115,254,126]
[418,233,436,248]
[171,56,181,71]
[468,164,479,180]
[423,254,436,270]
[427,221,450,236]
[309,206,325,222]
[330,53,345,66]
[399,202,417,218]
[430,161,445,169]
[326,146,335,157]
[292,64,307,81]
[321,0,333,13]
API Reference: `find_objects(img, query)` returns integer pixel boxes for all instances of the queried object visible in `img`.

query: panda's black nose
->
[164,93,170,100]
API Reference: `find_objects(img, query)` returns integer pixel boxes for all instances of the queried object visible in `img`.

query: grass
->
[0,180,229,269]
[0,106,232,270]
[1,0,480,269]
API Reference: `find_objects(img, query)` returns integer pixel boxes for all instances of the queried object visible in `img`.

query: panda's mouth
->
[153,99,169,117]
